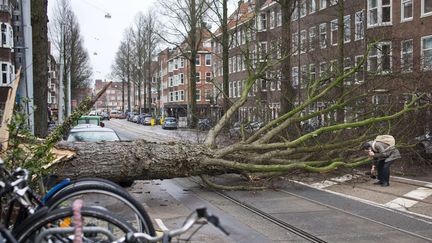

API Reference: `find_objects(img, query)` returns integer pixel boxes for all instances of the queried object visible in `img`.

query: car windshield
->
[67,131,120,142]
[166,118,176,122]
[77,119,99,125]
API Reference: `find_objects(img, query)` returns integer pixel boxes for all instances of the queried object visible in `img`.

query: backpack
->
[372,135,395,152]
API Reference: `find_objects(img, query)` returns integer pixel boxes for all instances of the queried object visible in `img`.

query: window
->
[195,54,201,66]
[169,92,174,102]
[195,72,201,82]
[330,19,338,46]
[277,8,282,26]
[367,0,392,27]
[174,59,178,70]
[309,64,316,82]
[344,15,351,43]
[233,81,238,97]
[300,0,307,17]
[270,10,275,29]
[233,56,237,71]
[320,0,327,10]
[180,73,184,84]
[355,11,364,40]
[259,41,268,60]
[309,26,316,51]
[422,36,432,70]
[300,30,307,53]
[0,63,8,85]
[368,42,392,73]
[319,23,327,49]
[344,58,353,85]
[260,13,267,31]
[310,0,317,13]
[180,90,185,101]
[205,54,211,66]
[292,67,299,86]
[175,91,179,101]
[169,76,173,87]
[401,39,413,72]
[205,89,211,101]
[205,72,211,82]
[237,55,242,71]
[422,0,432,16]
[301,65,308,87]
[180,58,184,68]
[292,33,299,53]
[320,62,327,77]
[401,0,413,21]
[196,89,201,101]
[228,57,232,73]
[229,82,233,97]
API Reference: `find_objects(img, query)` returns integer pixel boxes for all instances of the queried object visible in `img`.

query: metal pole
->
[67,67,71,116]
[58,23,64,123]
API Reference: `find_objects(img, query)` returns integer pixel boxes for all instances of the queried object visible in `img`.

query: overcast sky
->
[48,0,158,81]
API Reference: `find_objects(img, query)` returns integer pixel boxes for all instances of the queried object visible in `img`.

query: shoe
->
[381,183,390,187]
[373,181,383,185]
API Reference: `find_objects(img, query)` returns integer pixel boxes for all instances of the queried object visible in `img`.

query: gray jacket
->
[368,140,401,163]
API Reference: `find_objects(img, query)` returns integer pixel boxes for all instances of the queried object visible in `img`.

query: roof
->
[214,0,256,36]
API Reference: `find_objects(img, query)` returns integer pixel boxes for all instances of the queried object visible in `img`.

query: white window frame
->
[195,72,201,83]
[205,54,212,66]
[292,67,299,87]
[367,42,392,74]
[421,0,432,17]
[196,89,201,101]
[367,0,392,27]
[205,72,211,82]
[309,64,316,82]
[259,41,268,61]
[355,55,364,83]
[320,0,327,10]
[300,0,307,18]
[401,39,413,72]
[309,26,316,51]
[319,23,327,49]
[355,11,364,41]
[292,33,299,54]
[401,0,413,22]
[310,0,317,13]
[277,8,282,26]
[421,35,432,71]
[300,30,307,53]
[270,10,275,29]
[344,15,351,43]
[259,12,267,31]
[195,54,201,66]
[330,19,338,46]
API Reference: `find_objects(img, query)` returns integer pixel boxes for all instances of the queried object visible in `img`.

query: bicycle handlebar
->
[114,208,228,243]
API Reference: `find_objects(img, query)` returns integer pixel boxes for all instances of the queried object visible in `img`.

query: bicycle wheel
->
[44,180,155,236]
[13,206,137,243]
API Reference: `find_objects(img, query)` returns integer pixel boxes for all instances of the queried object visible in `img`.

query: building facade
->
[211,0,432,128]
[94,79,124,112]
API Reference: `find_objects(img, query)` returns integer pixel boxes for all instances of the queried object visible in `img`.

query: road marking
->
[385,183,432,211]
[310,174,359,189]
[154,218,169,231]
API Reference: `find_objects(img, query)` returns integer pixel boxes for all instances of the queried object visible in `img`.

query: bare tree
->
[49,0,92,113]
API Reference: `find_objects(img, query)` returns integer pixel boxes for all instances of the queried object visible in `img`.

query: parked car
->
[198,118,212,130]
[143,116,153,125]
[100,112,110,120]
[162,117,178,129]
[126,112,137,121]
[66,125,120,142]
[132,114,140,123]
[137,114,151,124]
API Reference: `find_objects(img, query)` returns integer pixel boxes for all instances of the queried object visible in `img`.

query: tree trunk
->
[32,0,49,137]
[51,140,216,181]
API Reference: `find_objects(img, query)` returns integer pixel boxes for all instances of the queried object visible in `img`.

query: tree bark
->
[32,0,49,137]
[51,140,216,181]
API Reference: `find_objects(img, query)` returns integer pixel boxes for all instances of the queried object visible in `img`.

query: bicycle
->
[114,208,229,243]
[0,159,154,236]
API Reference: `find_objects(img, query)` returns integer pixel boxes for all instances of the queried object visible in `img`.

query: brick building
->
[0,0,17,124]
[94,79,124,112]
[211,0,432,127]
[158,35,214,119]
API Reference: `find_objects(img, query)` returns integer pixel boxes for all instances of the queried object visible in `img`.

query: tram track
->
[187,177,432,242]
